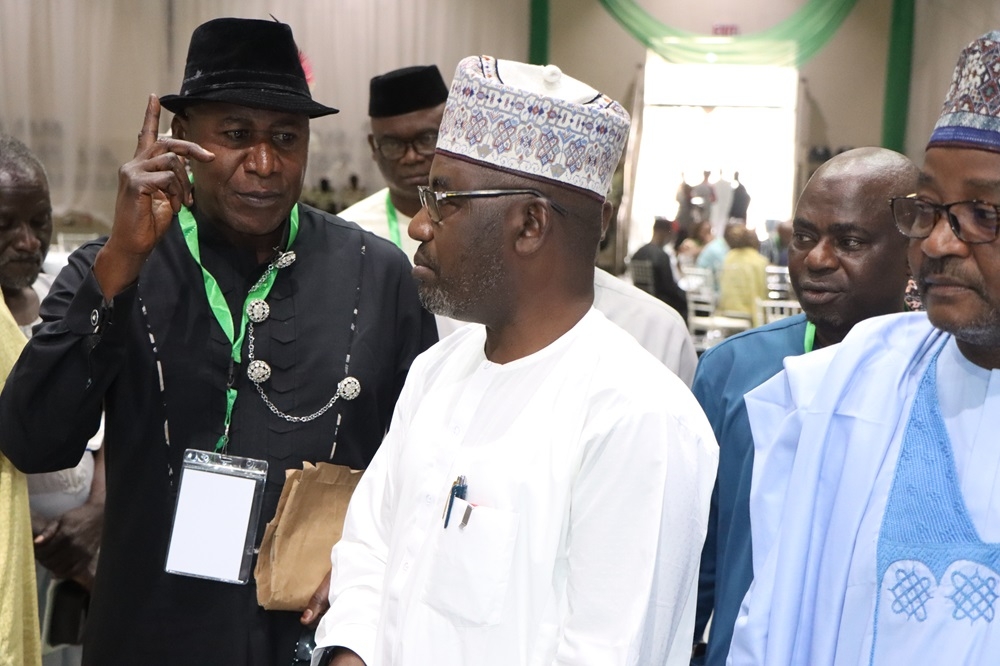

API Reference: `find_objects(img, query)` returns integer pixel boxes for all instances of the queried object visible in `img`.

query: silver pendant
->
[247,359,272,384]
[337,376,361,400]
[274,251,296,269]
[246,299,270,323]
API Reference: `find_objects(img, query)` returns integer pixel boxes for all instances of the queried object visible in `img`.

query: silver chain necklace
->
[243,244,366,424]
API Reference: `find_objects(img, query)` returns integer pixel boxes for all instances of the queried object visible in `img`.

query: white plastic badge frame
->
[165,449,268,585]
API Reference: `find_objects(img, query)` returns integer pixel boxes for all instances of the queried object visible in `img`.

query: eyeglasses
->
[417,185,569,224]
[889,194,1000,244]
[371,131,438,160]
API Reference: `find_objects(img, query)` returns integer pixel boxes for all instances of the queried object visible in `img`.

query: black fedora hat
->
[160,17,338,118]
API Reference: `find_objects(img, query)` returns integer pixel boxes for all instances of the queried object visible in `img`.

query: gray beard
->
[0,270,40,292]
[933,308,1000,348]
[417,255,505,321]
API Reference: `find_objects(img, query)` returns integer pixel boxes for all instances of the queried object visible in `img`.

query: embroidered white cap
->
[436,55,631,199]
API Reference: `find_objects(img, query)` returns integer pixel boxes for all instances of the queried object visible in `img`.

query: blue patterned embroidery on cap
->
[889,567,933,621]
[929,31,1000,151]
[948,570,998,623]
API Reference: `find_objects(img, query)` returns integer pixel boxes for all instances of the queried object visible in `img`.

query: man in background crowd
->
[631,217,688,321]
[717,224,769,326]
[339,65,448,262]
[692,147,917,666]
[0,134,105,666]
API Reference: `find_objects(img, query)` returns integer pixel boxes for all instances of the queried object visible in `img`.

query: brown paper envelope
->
[255,462,362,610]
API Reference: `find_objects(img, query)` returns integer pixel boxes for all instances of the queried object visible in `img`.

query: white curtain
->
[907,0,1000,160]
[0,0,171,226]
[0,0,529,226]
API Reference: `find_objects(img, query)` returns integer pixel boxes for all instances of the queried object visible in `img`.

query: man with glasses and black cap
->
[312,55,717,666]
[341,65,448,264]
[729,30,1000,666]
[0,17,436,666]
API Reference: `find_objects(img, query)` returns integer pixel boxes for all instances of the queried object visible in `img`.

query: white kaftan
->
[315,308,717,665]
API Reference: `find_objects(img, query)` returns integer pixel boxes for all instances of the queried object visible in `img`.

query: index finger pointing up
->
[135,94,162,158]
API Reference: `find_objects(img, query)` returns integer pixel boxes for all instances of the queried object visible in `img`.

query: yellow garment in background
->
[718,248,770,327]
[0,301,39,666]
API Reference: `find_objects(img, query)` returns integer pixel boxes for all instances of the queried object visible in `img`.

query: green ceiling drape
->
[596,0,859,67]
[881,0,915,151]
[530,0,550,64]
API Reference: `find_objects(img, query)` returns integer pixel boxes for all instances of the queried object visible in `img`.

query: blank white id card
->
[165,449,268,584]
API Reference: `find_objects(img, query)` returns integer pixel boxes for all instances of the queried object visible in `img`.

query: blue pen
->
[443,475,468,529]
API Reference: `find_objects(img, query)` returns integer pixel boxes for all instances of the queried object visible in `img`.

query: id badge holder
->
[165,449,268,584]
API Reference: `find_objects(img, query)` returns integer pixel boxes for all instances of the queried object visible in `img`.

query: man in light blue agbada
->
[730,31,1000,665]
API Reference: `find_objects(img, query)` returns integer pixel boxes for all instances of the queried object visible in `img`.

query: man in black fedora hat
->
[0,17,436,665]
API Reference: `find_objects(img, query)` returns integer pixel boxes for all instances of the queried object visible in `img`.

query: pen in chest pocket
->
[443,475,468,529]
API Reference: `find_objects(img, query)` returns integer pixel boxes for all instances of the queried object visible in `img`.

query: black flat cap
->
[368,65,448,118]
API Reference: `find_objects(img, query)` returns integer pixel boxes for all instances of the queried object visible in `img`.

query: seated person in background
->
[631,217,688,321]
[694,221,729,290]
[717,225,769,325]
[691,147,917,666]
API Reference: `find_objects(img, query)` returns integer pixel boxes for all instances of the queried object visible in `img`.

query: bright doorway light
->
[627,52,798,252]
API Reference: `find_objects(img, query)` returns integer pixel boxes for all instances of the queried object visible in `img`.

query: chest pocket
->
[422,499,520,627]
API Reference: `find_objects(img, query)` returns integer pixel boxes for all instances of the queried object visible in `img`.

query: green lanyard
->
[384,191,402,249]
[804,320,817,353]
[177,204,300,451]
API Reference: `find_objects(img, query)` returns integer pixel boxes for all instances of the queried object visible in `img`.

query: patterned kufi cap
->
[928,30,1000,153]
[436,55,630,199]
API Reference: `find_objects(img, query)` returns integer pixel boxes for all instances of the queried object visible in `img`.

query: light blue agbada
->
[729,312,1000,665]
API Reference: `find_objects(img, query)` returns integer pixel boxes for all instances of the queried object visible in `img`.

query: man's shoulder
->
[298,203,409,265]
[594,269,684,323]
[585,310,688,393]
[631,243,664,259]
[699,314,807,370]
[338,189,388,226]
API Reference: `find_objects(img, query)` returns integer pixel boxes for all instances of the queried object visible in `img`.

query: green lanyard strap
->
[384,191,402,249]
[804,320,816,353]
[177,204,300,451]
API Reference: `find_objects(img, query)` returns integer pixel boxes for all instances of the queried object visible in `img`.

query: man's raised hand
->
[94,94,214,298]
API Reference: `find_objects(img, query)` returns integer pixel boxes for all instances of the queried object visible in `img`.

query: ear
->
[367,134,378,160]
[600,200,613,239]
[170,114,188,141]
[512,199,553,257]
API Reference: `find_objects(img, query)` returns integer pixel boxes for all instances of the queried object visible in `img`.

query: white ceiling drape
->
[0,0,529,225]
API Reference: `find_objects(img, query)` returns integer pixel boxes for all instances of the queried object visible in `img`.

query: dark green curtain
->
[596,0,858,67]
[882,0,915,151]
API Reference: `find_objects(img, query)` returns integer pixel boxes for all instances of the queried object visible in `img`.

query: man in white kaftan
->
[313,55,717,666]
[345,67,697,369]
[340,189,420,263]
[339,65,448,265]
[319,309,715,665]
[729,31,1000,666]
